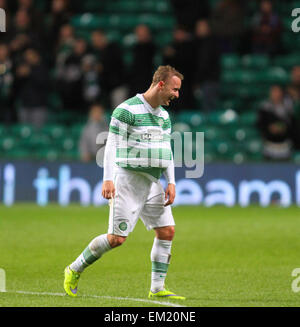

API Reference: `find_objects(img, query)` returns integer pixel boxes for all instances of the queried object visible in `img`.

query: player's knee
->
[166,226,175,240]
[107,234,127,248]
[156,226,175,241]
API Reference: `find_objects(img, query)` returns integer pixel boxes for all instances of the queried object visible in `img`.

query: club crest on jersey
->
[119,222,127,231]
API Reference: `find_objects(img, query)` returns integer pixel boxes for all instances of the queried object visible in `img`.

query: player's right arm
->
[102,106,134,199]
[102,131,116,199]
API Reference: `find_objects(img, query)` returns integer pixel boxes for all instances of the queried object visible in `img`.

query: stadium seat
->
[61,148,80,161]
[231,151,248,164]
[6,148,31,160]
[155,1,172,14]
[221,54,240,70]
[235,85,269,99]
[11,124,34,139]
[210,140,235,157]
[70,124,84,138]
[273,54,300,70]
[203,142,218,163]
[203,126,227,141]
[282,33,300,51]
[35,148,60,162]
[0,136,17,151]
[244,138,263,157]
[172,122,191,133]
[71,14,109,30]
[228,126,259,142]
[239,111,257,126]
[257,67,290,84]
[60,136,77,152]
[20,133,52,150]
[42,125,66,140]
[177,111,206,129]
[240,54,270,69]
[207,109,239,126]
[220,98,242,111]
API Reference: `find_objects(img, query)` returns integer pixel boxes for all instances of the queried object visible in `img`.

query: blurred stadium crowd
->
[0,0,300,163]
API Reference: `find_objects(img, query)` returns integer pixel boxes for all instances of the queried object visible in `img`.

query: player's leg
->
[69,234,125,274]
[150,226,175,292]
[141,182,185,300]
[64,171,148,297]
[64,233,125,297]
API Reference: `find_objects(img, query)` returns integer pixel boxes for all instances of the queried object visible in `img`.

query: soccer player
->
[64,65,185,300]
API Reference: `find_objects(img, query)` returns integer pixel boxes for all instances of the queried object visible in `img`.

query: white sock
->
[150,237,172,293]
[70,234,111,273]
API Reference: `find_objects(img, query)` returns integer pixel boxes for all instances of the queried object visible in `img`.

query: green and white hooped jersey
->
[109,93,173,180]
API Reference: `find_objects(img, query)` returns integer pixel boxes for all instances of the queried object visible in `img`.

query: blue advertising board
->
[0,160,299,207]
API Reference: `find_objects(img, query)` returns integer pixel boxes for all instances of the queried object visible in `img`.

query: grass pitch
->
[0,204,300,307]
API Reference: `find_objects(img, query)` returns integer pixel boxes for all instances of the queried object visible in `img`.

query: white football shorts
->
[107,168,175,237]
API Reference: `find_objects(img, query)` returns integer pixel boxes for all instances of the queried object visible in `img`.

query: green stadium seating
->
[203,126,227,141]
[7,0,300,164]
[244,138,263,156]
[220,98,243,111]
[239,111,257,126]
[11,124,34,139]
[282,33,300,51]
[273,54,300,70]
[210,140,236,157]
[234,85,269,99]
[106,0,155,13]
[203,141,218,162]
[228,126,259,142]
[232,151,249,164]
[72,13,175,32]
[6,148,31,160]
[70,124,84,138]
[240,54,270,69]
[71,14,109,30]
[177,111,206,129]
[61,148,80,161]
[257,67,290,84]
[41,125,66,140]
[172,122,191,133]
[0,136,17,152]
[221,54,240,70]
[35,148,61,162]
[207,109,239,126]
[236,70,258,84]
[60,136,77,152]
[19,133,52,150]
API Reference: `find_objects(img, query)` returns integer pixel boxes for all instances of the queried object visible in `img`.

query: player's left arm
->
[163,152,176,207]
[163,115,175,206]
[164,182,176,207]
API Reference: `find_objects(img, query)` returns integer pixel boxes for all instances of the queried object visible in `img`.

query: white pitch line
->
[6,290,186,308]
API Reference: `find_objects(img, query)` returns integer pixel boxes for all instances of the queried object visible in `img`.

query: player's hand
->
[102,180,115,199]
[164,183,176,207]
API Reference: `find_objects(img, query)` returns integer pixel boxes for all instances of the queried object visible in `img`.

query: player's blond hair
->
[152,65,184,85]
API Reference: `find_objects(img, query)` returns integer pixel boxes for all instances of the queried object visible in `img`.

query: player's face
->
[159,76,182,106]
